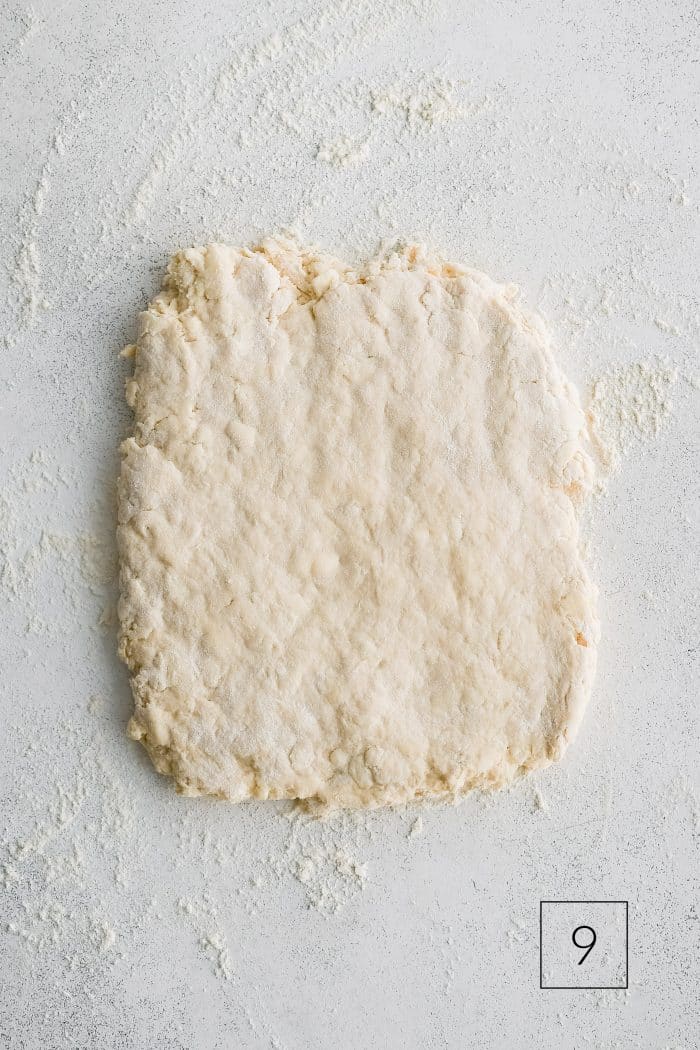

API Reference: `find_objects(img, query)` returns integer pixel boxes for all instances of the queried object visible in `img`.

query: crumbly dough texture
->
[118,239,598,807]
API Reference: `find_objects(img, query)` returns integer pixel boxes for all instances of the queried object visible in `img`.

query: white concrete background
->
[1,1,698,1047]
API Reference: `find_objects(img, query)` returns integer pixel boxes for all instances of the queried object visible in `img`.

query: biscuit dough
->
[117,239,598,807]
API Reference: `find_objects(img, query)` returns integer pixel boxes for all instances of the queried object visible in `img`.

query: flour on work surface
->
[371,73,477,130]
[1,740,131,965]
[532,785,550,813]
[588,359,678,469]
[177,897,234,979]
[317,135,369,169]
[8,114,74,336]
[118,238,598,808]
[270,807,371,913]
[116,0,445,234]
[0,447,115,626]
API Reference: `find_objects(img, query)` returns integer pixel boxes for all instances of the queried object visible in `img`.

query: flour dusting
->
[372,73,476,129]
[178,898,234,980]
[270,807,371,913]
[317,134,369,169]
[589,360,678,469]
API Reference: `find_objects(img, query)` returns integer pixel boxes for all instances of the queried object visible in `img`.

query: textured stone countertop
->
[1,1,697,1046]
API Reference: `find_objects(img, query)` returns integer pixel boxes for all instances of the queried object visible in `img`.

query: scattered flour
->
[1,862,20,890]
[0,447,116,625]
[177,898,234,980]
[200,931,233,981]
[372,73,476,129]
[117,0,441,233]
[1,743,130,967]
[317,134,369,169]
[270,808,371,914]
[12,4,40,51]
[9,122,71,332]
[533,786,550,813]
[314,72,484,170]
[588,359,678,469]
[92,917,117,952]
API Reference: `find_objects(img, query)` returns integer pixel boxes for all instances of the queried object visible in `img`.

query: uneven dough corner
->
[116,237,599,810]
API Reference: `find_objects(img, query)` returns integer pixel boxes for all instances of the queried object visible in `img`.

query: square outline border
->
[539,900,629,990]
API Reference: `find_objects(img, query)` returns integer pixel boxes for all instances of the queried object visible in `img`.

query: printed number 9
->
[572,925,596,965]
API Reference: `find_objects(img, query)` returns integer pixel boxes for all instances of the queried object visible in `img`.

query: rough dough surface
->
[117,239,598,807]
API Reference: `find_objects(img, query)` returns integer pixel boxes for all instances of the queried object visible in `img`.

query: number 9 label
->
[540,901,628,989]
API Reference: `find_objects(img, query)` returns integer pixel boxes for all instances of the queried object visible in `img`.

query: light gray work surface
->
[1,1,698,1047]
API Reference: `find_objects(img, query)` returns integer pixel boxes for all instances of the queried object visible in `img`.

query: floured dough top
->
[117,239,598,808]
